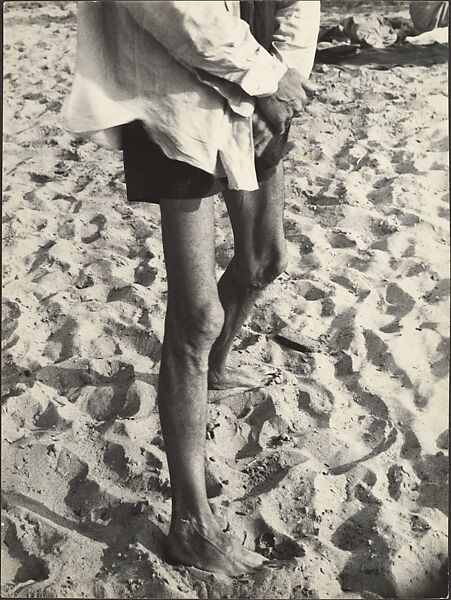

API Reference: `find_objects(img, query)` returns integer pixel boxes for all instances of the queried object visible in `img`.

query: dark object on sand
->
[317,42,449,69]
[315,44,360,64]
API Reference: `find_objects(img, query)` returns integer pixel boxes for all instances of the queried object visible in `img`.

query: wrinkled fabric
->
[63,1,320,191]
[342,15,397,48]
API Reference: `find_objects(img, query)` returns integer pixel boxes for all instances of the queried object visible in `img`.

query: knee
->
[235,247,288,290]
[170,298,224,348]
[254,249,288,288]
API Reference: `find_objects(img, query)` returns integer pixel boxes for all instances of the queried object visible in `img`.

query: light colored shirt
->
[63,1,320,191]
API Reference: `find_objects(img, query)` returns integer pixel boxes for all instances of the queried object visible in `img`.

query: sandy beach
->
[2,1,449,598]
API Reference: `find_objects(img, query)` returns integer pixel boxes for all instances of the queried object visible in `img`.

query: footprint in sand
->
[76,381,131,422]
[329,232,357,249]
[321,296,335,317]
[297,380,335,428]
[363,329,414,393]
[385,283,415,317]
[325,381,397,476]
[81,214,106,244]
[347,255,371,273]
[235,394,277,459]
[398,427,448,515]
[367,178,394,206]
[400,427,422,461]
[369,220,401,253]
[430,337,449,378]
[332,505,397,598]
[29,172,53,184]
[406,259,431,277]
[106,322,162,362]
[422,278,450,304]
[413,453,448,516]
[106,285,137,304]
[284,220,314,254]
[360,416,391,450]
[52,193,82,214]
[62,453,145,525]
[379,282,415,333]
[354,389,389,420]
[330,275,357,294]
[2,299,21,353]
[36,359,141,421]
[73,271,94,289]
[254,530,305,561]
[1,518,50,587]
[103,441,129,479]
[134,262,157,287]
[327,310,358,376]
[297,281,327,302]
[55,215,77,239]
[392,150,419,175]
[387,465,410,501]
[244,456,292,498]
[27,240,56,273]
[32,399,72,433]
[45,315,78,363]
[346,467,378,504]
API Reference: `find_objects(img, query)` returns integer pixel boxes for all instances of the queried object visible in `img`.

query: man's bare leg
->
[208,163,288,390]
[158,197,265,576]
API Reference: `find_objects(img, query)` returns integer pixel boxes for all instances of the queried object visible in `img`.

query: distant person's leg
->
[208,162,287,390]
[409,1,449,33]
[158,196,265,576]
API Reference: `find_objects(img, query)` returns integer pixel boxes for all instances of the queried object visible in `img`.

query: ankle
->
[170,521,213,543]
[170,508,217,536]
[171,502,216,531]
[208,362,226,378]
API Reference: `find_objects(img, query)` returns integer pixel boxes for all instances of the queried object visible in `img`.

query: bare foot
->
[164,518,266,576]
[208,364,283,391]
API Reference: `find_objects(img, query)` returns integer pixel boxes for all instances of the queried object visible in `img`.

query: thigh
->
[222,162,285,260]
[159,198,218,306]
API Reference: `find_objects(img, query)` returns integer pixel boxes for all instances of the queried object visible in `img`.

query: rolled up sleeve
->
[272,0,321,79]
[120,1,287,97]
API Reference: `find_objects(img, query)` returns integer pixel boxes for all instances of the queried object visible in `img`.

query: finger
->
[275,114,292,134]
[271,123,285,135]
[292,91,307,114]
[266,110,290,135]
[301,77,319,94]
[286,68,318,94]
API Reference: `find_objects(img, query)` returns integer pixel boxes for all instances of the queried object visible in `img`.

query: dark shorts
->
[122,120,279,204]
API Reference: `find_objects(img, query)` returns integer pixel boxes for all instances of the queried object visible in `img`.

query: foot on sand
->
[164,518,266,576]
[208,364,283,391]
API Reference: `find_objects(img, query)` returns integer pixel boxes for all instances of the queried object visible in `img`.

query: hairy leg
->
[208,163,288,390]
[158,197,265,576]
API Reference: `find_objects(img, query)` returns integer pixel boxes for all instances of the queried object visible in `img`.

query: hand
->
[252,111,295,171]
[252,112,274,159]
[257,67,317,134]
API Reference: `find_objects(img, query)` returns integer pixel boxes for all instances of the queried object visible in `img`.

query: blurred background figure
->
[409,1,449,33]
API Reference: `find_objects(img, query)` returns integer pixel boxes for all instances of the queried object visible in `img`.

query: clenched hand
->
[257,67,318,134]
